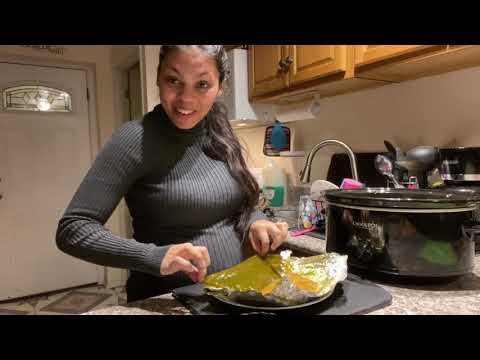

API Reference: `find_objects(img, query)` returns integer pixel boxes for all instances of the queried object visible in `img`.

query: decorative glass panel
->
[2,85,72,112]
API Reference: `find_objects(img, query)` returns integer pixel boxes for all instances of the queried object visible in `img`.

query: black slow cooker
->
[325,188,479,277]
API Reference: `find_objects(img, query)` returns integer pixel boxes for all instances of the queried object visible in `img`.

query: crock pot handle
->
[462,221,480,239]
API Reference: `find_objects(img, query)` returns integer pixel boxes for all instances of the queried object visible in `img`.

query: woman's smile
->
[176,107,195,116]
[174,107,198,125]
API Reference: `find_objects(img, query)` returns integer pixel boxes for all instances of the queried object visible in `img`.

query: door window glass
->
[2,85,72,112]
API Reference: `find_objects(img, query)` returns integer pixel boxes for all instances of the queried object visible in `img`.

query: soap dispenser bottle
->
[262,159,286,208]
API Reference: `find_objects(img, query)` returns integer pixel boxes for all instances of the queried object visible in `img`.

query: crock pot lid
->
[325,188,479,209]
[440,147,480,152]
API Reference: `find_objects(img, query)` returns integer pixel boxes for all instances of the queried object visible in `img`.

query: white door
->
[0,62,99,301]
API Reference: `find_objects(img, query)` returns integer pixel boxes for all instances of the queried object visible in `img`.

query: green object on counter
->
[263,186,285,207]
[419,239,458,266]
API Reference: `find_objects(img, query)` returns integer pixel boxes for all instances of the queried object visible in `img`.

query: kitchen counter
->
[84,235,480,315]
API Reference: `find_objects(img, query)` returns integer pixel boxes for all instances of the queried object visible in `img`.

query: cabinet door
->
[248,45,288,97]
[287,45,348,86]
[354,45,441,66]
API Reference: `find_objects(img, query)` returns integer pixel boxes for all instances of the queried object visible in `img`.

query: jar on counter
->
[297,195,318,230]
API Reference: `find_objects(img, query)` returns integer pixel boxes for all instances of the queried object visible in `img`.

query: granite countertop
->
[84,234,480,315]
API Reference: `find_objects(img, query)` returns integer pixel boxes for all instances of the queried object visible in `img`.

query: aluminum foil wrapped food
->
[203,251,348,307]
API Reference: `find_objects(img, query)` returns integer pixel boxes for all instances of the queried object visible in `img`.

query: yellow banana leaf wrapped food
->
[203,251,348,307]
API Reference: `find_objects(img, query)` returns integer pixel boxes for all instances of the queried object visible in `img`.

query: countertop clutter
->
[84,235,480,315]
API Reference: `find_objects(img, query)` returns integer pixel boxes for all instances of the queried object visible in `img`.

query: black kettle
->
[395,146,440,188]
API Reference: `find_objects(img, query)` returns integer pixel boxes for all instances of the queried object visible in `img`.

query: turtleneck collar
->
[151,104,206,145]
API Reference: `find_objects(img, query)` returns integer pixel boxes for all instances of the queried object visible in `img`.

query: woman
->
[56,45,288,302]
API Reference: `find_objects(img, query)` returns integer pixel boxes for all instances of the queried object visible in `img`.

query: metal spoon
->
[375,154,405,189]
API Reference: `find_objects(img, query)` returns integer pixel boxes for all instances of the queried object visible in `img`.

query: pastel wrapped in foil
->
[203,251,348,306]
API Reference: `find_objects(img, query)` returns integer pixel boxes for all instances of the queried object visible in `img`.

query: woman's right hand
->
[160,243,211,283]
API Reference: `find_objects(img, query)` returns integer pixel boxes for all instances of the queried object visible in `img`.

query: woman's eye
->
[166,77,180,85]
[198,81,210,90]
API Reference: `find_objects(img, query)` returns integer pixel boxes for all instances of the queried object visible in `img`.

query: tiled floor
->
[0,284,126,315]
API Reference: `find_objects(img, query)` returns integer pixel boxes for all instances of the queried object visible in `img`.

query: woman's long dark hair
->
[158,45,261,241]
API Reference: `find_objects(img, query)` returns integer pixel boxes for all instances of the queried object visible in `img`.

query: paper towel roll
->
[275,99,321,123]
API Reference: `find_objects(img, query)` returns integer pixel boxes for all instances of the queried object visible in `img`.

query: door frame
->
[110,47,141,288]
[0,52,104,285]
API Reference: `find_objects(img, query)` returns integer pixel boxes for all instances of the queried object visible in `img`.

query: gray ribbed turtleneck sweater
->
[56,104,265,283]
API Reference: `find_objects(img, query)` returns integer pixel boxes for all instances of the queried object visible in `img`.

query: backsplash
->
[236,65,480,187]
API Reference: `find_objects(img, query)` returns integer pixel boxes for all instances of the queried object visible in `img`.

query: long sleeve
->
[242,208,268,243]
[56,121,170,277]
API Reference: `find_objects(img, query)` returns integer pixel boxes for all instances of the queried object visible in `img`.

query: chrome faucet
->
[299,139,359,183]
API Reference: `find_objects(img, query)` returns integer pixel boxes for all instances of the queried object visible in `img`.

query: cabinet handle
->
[278,56,294,73]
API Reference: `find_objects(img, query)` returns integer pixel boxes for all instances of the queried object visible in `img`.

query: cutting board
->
[172,273,392,315]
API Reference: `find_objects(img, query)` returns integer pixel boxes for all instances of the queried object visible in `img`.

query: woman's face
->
[157,47,223,129]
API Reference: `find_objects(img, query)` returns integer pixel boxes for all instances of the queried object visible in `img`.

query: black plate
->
[172,276,393,315]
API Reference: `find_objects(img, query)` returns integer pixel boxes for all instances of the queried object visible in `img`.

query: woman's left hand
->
[248,220,289,256]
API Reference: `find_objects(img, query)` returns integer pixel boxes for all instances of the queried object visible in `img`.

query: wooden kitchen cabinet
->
[354,45,480,82]
[249,45,349,99]
[248,45,288,97]
[353,45,444,67]
[288,45,348,86]
[248,45,480,103]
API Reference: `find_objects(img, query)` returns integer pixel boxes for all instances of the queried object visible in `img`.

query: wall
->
[111,45,141,126]
[140,45,160,112]
[235,65,480,190]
